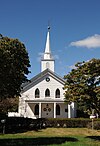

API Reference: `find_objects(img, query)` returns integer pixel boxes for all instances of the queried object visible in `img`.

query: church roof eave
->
[25,99,64,103]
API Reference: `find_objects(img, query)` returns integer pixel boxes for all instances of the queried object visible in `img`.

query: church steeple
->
[44,26,51,54]
[41,26,55,72]
[43,26,52,59]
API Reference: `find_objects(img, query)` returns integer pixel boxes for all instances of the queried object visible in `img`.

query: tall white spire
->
[43,26,52,60]
[41,26,55,72]
[44,26,51,54]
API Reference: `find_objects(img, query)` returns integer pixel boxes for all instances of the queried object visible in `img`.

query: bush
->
[0,117,46,134]
[87,120,100,130]
[45,118,92,128]
[0,113,7,119]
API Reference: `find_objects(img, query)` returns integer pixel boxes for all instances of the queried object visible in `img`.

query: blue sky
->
[0,0,100,78]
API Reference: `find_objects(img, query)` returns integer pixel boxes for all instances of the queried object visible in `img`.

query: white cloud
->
[68,60,91,70]
[70,34,100,49]
[37,53,59,62]
[53,54,59,60]
[68,64,76,70]
[58,49,62,53]
[37,52,44,62]
[38,52,44,57]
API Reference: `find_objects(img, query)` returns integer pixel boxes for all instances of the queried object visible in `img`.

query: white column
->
[54,102,56,118]
[39,102,41,118]
[68,104,71,118]
[24,102,27,118]
[71,102,76,118]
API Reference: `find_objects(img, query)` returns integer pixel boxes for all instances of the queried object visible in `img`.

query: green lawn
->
[0,128,100,146]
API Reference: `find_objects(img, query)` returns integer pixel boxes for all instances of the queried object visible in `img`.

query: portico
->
[25,100,68,119]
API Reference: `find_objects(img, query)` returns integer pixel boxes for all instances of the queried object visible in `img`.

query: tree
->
[64,58,100,116]
[0,34,31,103]
[0,97,18,114]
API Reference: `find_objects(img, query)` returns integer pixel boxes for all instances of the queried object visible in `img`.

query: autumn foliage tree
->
[0,34,30,113]
[64,58,100,116]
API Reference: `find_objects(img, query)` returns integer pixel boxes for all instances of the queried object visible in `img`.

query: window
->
[46,62,50,69]
[65,109,68,112]
[56,104,60,115]
[34,104,39,115]
[35,88,40,98]
[55,89,60,98]
[45,88,50,97]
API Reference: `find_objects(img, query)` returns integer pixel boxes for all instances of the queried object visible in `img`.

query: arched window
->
[56,104,60,115]
[45,88,50,97]
[34,104,39,115]
[55,89,60,98]
[35,88,40,98]
[46,62,50,69]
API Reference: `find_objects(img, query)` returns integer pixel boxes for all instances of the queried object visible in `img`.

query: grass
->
[0,128,100,146]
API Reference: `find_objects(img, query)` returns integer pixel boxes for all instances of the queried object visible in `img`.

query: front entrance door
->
[42,103,53,118]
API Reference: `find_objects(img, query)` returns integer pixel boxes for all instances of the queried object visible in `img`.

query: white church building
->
[9,26,76,119]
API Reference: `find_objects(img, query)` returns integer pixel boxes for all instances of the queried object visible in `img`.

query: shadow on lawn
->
[86,136,100,141]
[0,137,78,146]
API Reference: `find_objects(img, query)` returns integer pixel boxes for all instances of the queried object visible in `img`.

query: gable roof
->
[21,68,65,93]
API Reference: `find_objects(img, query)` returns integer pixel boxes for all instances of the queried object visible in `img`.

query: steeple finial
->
[48,20,50,31]
[48,25,50,31]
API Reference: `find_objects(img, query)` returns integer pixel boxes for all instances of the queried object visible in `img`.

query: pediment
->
[21,69,65,93]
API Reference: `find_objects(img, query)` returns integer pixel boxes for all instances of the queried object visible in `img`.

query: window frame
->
[45,88,50,97]
[35,88,40,98]
[55,88,60,98]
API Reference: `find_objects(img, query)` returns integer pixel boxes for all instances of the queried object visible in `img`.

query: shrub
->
[45,118,92,128]
[0,117,46,134]
[87,120,100,130]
